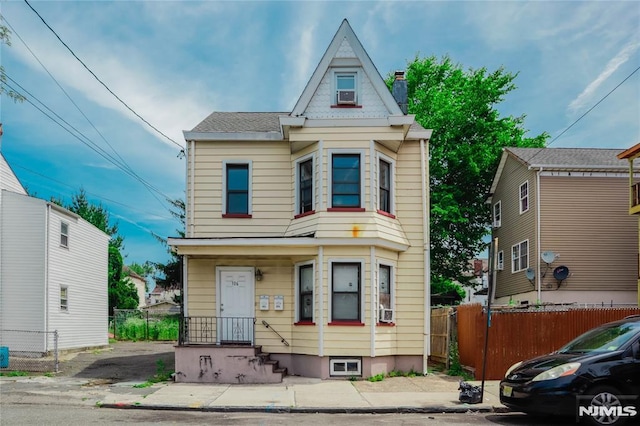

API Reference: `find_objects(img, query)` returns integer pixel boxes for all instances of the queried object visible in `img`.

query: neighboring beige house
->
[616,142,640,306]
[169,20,433,383]
[123,266,146,309]
[487,147,638,306]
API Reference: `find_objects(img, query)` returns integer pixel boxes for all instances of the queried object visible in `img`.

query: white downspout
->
[369,140,375,212]
[370,246,376,358]
[318,246,324,357]
[189,140,195,238]
[319,140,324,211]
[536,167,542,303]
[420,139,431,373]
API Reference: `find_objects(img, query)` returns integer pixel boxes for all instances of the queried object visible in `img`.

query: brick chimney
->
[392,71,408,114]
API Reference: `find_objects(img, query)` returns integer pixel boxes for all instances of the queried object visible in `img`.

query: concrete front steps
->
[174,344,287,384]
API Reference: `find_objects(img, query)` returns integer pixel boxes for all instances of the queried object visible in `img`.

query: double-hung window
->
[223,162,251,217]
[497,250,504,271]
[331,153,362,208]
[60,222,69,248]
[378,264,393,323]
[335,72,357,105]
[378,157,392,215]
[512,240,529,272]
[493,201,501,228]
[296,156,314,216]
[519,181,529,214]
[331,262,361,322]
[60,286,68,312]
[297,263,314,323]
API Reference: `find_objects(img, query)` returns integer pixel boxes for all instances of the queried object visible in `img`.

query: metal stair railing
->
[261,320,290,346]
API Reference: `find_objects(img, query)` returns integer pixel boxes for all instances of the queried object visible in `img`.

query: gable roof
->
[1,153,27,195]
[506,147,627,169]
[289,19,404,118]
[617,142,640,160]
[184,20,429,143]
[489,147,632,197]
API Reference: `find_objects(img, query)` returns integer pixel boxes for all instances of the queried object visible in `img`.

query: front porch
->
[175,316,287,384]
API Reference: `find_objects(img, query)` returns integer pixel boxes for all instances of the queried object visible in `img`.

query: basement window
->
[330,357,362,377]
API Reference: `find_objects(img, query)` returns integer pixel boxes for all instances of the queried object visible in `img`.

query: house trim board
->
[169,237,410,253]
[318,246,324,357]
[370,246,375,358]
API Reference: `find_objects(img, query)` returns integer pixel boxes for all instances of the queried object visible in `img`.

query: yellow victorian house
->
[169,20,433,383]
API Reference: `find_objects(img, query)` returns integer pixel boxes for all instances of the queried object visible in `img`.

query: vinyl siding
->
[46,207,109,350]
[539,174,636,292]
[183,131,426,358]
[394,141,426,354]
[0,192,47,338]
[492,156,537,298]
[190,141,292,237]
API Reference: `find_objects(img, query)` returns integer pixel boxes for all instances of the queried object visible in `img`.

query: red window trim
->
[294,321,316,326]
[327,207,365,212]
[222,214,252,218]
[376,322,396,327]
[294,210,316,219]
[328,321,365,326]
[330,105,362,109]
[376,209,396,219]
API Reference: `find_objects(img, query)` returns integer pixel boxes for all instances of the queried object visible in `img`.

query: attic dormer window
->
[335,72,357,105]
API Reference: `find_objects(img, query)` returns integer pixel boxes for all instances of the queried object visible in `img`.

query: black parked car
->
[500,315,640,425]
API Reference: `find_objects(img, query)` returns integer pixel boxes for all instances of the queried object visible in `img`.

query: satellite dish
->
[541,251,556,264]
[553,265,570,281]
[525,268,535,281]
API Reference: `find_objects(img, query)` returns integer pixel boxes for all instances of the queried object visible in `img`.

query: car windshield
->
[558,321,640,354]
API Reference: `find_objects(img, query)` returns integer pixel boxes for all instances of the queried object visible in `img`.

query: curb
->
[98,403,501,414]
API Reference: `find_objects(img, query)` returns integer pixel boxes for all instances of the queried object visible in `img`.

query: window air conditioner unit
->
[496,263,504,271]
[379,308,394,323]
[493,220,501,228]
[337,90,356,105]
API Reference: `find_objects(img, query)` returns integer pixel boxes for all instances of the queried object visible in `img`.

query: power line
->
[3,76,176,205]
[23,0,185,152]
[10,162,174,222]
[2,15,172,211]
[548,65,640,146]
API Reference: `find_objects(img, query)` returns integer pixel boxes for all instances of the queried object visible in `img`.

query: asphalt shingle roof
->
[191,112,288,133]
[507,147,628,169]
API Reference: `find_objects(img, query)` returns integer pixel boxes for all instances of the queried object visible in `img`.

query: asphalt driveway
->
[58,341,175,383]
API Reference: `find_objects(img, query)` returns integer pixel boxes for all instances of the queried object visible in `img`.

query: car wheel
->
[581,385,628,426]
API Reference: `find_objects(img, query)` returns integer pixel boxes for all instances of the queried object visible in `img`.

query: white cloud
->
[568,40,640,113]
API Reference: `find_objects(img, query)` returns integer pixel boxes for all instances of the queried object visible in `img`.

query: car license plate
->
[502,385,513,397]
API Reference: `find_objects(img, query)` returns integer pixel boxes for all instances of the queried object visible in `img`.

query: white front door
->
[218,268,255,344]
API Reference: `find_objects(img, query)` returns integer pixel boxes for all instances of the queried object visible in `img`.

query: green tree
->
[397,56,547,286]
[0,22,26,102]
[52,189,138,314]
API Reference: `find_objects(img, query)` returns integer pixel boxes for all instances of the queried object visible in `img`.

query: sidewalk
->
[97,374,507,413]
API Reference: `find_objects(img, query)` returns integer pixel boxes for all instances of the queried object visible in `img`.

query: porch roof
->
[168,236,410,255]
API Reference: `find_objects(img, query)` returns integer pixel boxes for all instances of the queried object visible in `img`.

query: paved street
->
[1,404,577,426]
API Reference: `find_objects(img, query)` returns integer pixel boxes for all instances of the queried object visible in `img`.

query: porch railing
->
[180,316,255,345]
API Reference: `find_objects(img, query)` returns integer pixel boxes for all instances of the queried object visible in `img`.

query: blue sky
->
[1,1,639,267]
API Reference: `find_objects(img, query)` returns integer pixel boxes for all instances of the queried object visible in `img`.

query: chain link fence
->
[112,309,179,341]
[0,329,59,373]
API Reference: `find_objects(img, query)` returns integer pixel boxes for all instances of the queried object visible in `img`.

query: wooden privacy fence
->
[430,307,453,367]
[457,304,640,380]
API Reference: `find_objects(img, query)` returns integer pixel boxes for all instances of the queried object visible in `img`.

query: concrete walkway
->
[96,375,506,413]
